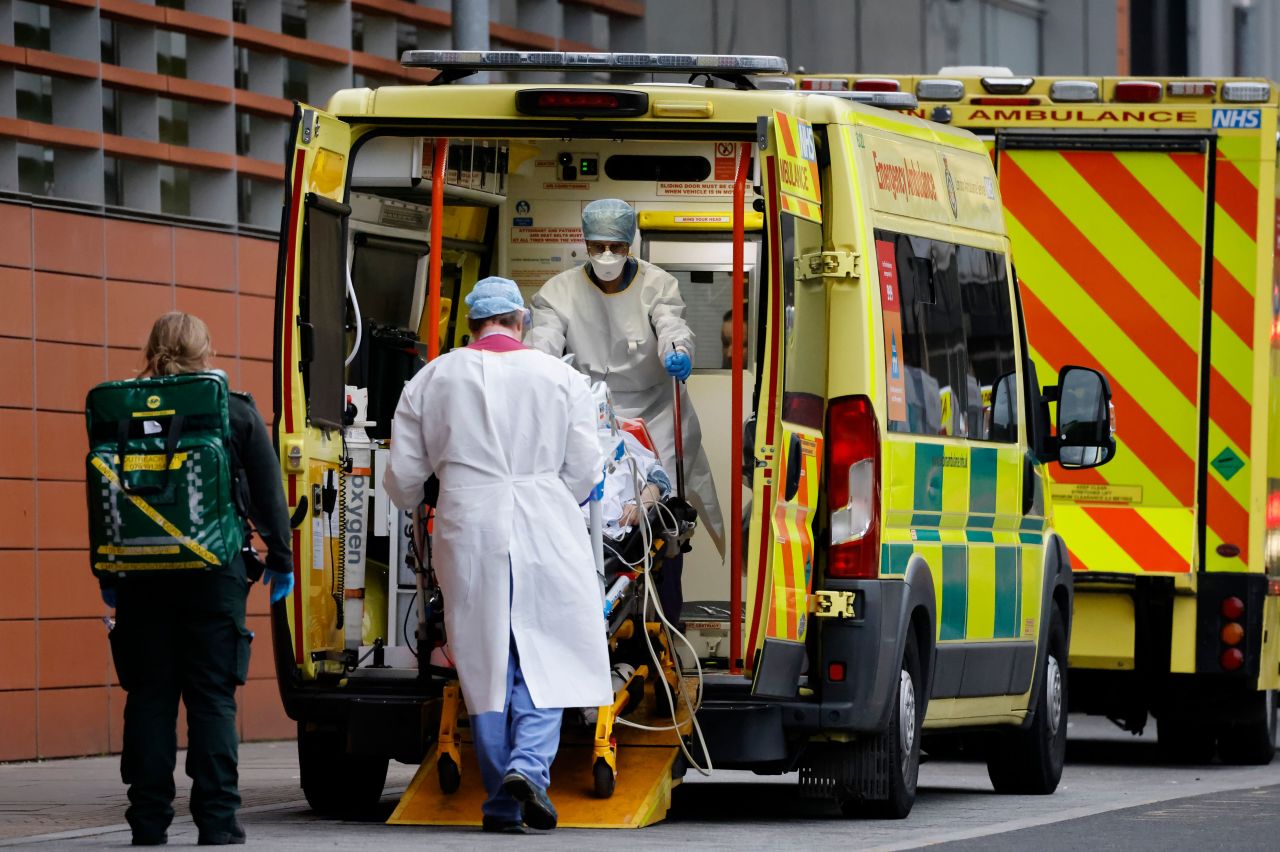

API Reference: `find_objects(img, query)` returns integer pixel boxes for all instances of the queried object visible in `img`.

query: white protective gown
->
[383,340,612,714]
[528,259,725,554]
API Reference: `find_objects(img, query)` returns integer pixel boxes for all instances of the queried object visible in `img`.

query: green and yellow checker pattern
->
[881,440,1045,643]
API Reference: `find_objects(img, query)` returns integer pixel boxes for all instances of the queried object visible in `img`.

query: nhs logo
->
[1213,109,1262,129]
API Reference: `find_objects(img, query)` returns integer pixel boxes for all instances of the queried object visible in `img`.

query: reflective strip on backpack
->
[96,544,181,556]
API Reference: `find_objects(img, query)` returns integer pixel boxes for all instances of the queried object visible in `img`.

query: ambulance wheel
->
[987,607,1068,795]
[592,758,616,798]
[437,753,461,794]
[297,723,389,819]
[840,629,923,819]
[1217,690,1278,766]
[1156,717,1217,765]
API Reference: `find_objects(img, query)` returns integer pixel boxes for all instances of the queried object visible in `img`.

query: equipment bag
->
[85,371,244,578]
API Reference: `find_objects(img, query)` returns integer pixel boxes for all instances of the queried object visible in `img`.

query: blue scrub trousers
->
[469,571,563,822]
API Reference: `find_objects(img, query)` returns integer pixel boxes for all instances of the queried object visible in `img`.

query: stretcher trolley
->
[430,445,699,802]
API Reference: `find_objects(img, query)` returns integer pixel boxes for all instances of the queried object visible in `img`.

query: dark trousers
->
[108,556,252,839]
[656,550,684,628]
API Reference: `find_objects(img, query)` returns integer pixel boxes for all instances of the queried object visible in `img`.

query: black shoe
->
[501,771,557,831]
[197,822,246,845]
[481,815,526,834]
[131,834,167,846]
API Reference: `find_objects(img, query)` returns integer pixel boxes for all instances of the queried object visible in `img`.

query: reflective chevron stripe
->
[1001,141,1264,574]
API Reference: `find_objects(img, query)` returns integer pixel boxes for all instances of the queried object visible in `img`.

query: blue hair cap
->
[465,276,526,320]
[581,198,636,244]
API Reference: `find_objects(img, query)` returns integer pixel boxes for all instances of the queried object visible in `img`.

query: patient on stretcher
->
[582,429,672,542]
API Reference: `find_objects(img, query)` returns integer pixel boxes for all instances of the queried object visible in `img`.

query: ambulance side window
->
[877,230,1017,442]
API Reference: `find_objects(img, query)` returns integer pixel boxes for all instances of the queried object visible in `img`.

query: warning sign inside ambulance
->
[772,110,822,223]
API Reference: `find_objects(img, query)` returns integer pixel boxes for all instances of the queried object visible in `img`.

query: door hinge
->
[812,590,857,619]
[796,250,860,281]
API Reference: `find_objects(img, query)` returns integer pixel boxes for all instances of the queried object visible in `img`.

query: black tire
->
[1218,689,1277,766]
[839,629,924,820]
[297,722,390,819]
[437,752,461,794]
[592,758,616,798]
[1157,716,1217,765]
[987,606,1068,794]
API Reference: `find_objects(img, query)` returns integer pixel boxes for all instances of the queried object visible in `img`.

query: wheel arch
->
[900,554,938,703]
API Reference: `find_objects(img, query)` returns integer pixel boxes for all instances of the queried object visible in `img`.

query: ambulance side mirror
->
[1049,366,1116,470]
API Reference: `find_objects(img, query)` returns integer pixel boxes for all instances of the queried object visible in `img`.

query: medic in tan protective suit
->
[527,199,724,624]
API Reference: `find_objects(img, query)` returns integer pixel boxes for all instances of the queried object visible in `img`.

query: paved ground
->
[2,716,1278,849]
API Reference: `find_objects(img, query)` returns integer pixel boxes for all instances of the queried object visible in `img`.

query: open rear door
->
[276,104,353,680]
[744,111,828,695]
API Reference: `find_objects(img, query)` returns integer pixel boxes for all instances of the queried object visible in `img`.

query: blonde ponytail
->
[142,312,213,378]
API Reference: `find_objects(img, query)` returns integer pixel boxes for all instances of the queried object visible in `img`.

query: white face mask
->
[589,252,626,282]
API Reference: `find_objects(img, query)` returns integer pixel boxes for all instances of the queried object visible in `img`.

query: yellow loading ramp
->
[388,687,691,829]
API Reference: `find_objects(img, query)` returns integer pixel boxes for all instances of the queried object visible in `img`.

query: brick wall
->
[0,200,294,762]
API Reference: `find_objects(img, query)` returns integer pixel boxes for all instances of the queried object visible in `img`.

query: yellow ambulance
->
[795,70,1280,764]
[270,53,1114,822]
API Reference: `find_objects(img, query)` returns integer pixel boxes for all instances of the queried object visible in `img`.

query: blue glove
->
[589,478,605,502]
[101,588,117,609]
[263,569,295,604]
[664,350,692,381]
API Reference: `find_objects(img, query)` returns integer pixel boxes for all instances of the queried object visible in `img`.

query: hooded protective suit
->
[527,259,725,555]
[383,333,612,714]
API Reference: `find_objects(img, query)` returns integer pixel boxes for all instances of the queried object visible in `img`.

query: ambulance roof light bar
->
[813,90,920,111]
[402,50,788,87]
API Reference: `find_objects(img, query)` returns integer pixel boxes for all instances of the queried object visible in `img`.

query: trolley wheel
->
[592,757,616,799]
[437,752,461,794]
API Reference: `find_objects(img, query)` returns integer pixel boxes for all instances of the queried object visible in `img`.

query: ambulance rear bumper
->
[696,578,912,770]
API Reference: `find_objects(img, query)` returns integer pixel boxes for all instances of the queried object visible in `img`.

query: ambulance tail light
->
[853,78,900,92]
[916,79,965,101]
[1168,81,1216,98]
[800,78,848,91]
[1222,81,1271,103]
[1267,493,1280,529]
[1114,81,1163,102]
[827,395,881,579]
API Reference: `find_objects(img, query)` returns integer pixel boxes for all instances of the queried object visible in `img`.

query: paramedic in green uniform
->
[99,312,294,846]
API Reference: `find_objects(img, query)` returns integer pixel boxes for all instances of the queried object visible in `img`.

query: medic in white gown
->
[527,199,725,622]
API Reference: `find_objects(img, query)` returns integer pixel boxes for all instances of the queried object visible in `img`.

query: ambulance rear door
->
[744,110,828,693]
[276,104,354,680]
[995,133,1253,578]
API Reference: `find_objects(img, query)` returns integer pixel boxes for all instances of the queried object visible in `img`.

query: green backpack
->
[85,371,245,578]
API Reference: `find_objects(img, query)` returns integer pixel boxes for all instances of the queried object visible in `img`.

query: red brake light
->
[537,92,619,109]
[854,78,900,93]
[1220,648,1244,671]
[1221,596,1245,619]
[514,88,648,117]
[1267,493,1280,528]
[827,661,847,682]
[1114,81,1163,102]
[826,395,881,579]
[970,97,1041,106]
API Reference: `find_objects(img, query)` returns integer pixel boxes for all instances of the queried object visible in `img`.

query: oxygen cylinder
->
[342,386,374,652]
